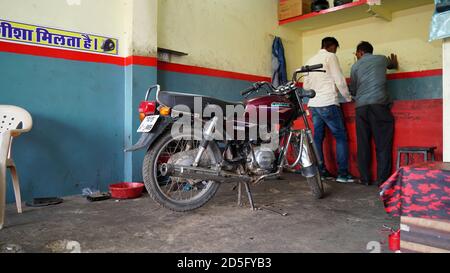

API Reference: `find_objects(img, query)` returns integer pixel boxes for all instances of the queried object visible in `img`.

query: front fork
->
[282,129,321,178]
[192,115,322,180]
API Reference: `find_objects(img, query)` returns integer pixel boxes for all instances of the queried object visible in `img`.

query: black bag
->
[334,0,353,7]
[311,0,330,12]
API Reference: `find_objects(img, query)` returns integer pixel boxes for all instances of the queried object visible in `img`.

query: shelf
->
[157,47,188,56]
[279,0,434,32]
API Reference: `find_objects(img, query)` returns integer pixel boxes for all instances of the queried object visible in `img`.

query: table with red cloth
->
[380,162,450,220]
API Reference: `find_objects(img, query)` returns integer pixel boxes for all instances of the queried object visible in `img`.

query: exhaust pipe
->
[160,163,251,184]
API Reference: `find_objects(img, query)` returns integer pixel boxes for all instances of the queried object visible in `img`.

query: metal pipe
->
[244,182,255,211]
[277,131,293,167]
[253,166,283,185]
[145,85,160,101]
[306,129,323,166]
[286,131,305,169]
[160,163,251,184]
[193,117,219,167]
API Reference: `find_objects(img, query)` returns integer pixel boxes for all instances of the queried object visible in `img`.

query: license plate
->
[137,115,159,133]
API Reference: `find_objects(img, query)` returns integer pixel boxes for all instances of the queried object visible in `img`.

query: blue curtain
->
[272,37,288,87]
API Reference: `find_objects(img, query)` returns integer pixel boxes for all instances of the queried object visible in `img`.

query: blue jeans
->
[310,105,349,176]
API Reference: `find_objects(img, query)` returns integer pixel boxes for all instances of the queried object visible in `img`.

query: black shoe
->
[320,170,335,180]
[336,174,356,184]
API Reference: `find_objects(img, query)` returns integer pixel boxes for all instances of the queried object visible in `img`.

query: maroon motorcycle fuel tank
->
[244,94,295,127]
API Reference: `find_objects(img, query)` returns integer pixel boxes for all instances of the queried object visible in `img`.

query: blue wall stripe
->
[387,75,443,100]
[157,70,255,102]
[129,65,157,182]
[0,52,125,203]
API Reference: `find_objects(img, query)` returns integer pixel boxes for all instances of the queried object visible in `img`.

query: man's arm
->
[349,66,358,97]
[329,54,352,102]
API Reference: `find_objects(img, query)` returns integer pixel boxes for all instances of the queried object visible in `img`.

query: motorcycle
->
[126,64,326,212]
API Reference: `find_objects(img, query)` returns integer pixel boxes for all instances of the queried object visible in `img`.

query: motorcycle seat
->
[157,91,244,112]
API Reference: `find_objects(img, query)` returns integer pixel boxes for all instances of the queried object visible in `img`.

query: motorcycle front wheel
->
[142,130,220,212]
[290,136,324,199]
[306,173,324,199]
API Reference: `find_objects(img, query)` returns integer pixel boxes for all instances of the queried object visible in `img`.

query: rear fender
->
[124,116,173,152]
[125,117,225,169]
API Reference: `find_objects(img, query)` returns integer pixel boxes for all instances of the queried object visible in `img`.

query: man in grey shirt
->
[349,41,398,186]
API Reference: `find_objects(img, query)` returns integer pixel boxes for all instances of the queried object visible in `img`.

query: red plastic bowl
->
[109,182,145,199]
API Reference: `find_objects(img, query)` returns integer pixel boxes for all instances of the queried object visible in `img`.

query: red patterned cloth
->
[380,162,450,220]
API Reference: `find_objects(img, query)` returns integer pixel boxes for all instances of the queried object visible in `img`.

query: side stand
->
[237,181,256,211]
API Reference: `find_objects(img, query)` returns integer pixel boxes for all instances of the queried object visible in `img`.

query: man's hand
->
[387,53,399,70]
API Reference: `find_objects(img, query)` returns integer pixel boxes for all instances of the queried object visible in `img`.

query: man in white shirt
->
[303,37,354,183]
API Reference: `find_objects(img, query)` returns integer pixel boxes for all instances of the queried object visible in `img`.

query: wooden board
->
[400,217,450,253]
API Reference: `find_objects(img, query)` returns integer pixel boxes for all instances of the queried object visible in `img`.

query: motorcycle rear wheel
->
[143,130,220,212]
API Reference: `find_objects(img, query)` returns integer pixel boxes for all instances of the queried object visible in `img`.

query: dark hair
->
[357,41,374,54]
[321,37,339,49]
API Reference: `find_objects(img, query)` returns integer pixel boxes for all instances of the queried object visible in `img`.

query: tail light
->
[139,101,157,122]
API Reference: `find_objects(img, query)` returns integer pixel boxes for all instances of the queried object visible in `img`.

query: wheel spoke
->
[151,136,213,203]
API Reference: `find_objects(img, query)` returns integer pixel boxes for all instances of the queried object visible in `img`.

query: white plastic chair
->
[0,105,33,230]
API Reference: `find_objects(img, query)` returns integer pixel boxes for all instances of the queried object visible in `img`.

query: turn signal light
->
[159,106,171,116]
[139,113,146,122]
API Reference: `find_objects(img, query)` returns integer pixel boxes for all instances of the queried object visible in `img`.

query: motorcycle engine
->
[247,146,276,175]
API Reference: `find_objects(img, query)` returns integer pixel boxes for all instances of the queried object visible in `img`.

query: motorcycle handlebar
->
[298,64,323,73]
[300,89,316,99]
[241,69,320,97]
[241,82,273,96]
[241,85,257,96]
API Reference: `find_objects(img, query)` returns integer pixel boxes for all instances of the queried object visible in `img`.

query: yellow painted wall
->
[129,0,158,57]
[0,0,158,57]
[1,1,441,76]
[301,4,442,76]
[158,0,302,77]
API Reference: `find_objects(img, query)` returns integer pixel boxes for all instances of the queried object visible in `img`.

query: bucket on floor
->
[388,230,401,252]
[109,182,145,199]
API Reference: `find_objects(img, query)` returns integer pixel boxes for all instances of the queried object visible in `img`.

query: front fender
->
[124,116,173,152]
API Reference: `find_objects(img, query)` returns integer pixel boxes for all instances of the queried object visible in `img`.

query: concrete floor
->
[0,173,399,253]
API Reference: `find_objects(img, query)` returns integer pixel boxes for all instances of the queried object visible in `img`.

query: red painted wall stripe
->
[0,40,126,66]
[297,69,444,86]
[0,40,158,67]
[157,61,271,82]
[0,41,267,81]
[387,69,443,80]
[0,40,443,82]
[125,55,158,67]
